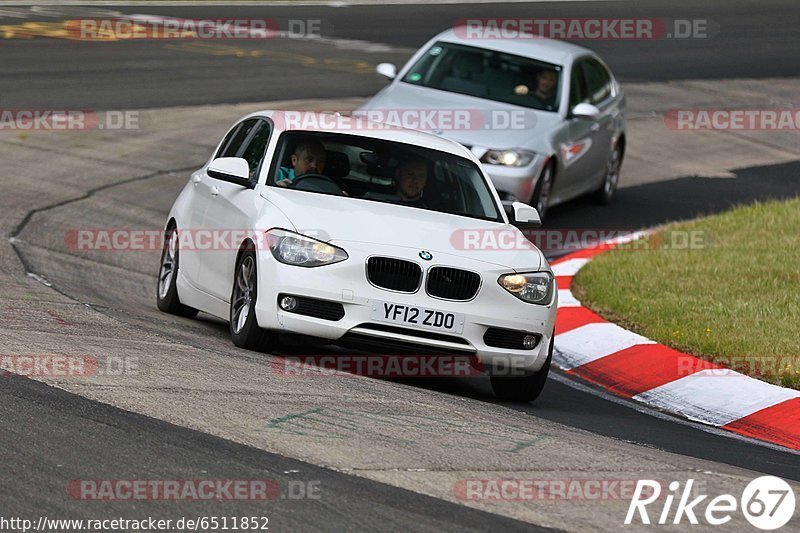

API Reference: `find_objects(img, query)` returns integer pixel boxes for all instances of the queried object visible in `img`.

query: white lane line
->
[123,13,413,53]
[634,369,800,427]
[0,7,34,17]
[555,322,655,370]
[306,36,412,53]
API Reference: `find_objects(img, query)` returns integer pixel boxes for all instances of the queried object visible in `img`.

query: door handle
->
[210,186,220,198]
[192,175,202,187]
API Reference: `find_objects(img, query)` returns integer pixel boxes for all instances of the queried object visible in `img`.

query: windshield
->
[268,131,503,222]
[401,41,563,113]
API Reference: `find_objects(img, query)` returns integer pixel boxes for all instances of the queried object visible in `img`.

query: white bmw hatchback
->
[157,111,558,401]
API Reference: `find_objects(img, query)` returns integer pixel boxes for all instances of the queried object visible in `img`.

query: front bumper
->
[255,241,557,374]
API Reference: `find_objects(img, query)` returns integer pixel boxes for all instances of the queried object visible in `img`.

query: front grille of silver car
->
[366,256,422,293]
[426,266,481,301]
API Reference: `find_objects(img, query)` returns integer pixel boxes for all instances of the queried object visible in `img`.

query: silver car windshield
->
[268,131,503,222]
[401,41,563,113]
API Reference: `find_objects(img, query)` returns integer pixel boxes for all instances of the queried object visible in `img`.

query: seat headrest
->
[324,150,350,180]
[453,53,484,78]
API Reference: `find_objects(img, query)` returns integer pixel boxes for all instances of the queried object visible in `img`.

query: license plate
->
[371,301,464,334]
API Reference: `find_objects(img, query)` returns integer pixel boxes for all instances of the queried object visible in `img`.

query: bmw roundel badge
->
[419,250,433,261]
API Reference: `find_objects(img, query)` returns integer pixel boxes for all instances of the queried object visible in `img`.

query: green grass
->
[571,197,800,389]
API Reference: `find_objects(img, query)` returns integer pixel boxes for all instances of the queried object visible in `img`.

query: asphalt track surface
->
[1,376,546,532]
[0,0,799,108]
[2,1,800,531]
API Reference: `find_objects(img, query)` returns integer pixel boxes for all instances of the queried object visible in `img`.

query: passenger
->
[395,157,428,207]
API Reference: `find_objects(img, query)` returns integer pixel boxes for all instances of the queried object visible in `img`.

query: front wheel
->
[230,248,273,351]
[490,336,553,402]
[530,161,554,222]
[593,143,623,205]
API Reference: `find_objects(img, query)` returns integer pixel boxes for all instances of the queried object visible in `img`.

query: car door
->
[180,122,245,286]
[561,58,609,197]
[199,118,273,301]
[579,57,617,193]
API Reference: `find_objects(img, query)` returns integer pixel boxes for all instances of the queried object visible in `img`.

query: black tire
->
[156,225,198,318]
[593,142,623,205]
[530,160,555,222]
[230,248,274,351]
[490,336,553,402]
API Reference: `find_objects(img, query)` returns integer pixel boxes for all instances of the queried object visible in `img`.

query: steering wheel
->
[291,173,345,195]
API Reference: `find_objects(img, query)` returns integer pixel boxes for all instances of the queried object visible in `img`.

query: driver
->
[514,68,558,109]
[276,140,326,187]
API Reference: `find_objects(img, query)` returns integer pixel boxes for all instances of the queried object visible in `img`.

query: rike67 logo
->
[625,477,795,530]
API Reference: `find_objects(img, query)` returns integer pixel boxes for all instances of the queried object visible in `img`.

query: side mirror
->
[376,62,397,80]
[207,157,253,188]
[511,201,542,228]
[570,103,600,121]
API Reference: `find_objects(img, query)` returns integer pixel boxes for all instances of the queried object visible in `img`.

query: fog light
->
[280,296,298,311]
[522,334,538,349]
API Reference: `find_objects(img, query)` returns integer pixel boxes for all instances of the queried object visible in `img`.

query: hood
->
[358,83,562,152]
[260,188,543,271]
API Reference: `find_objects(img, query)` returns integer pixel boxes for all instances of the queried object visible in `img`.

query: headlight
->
[480,149,535,167]
[266,228,348,267]
[498,272,554,304]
